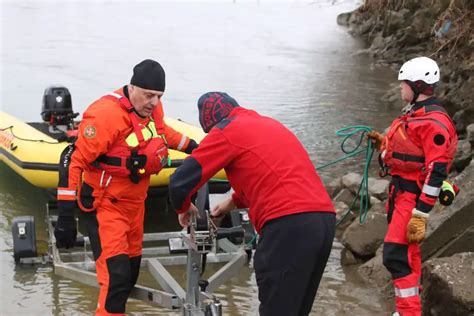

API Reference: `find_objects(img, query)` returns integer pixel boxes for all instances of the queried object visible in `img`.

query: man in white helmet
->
[368,57,458,316]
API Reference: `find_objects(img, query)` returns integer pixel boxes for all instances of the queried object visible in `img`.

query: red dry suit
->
[380,98,457,316]
[57,86,196,315]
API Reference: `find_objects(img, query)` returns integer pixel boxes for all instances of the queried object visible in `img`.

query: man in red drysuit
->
[368,56,458,316]
[169,91,336,316]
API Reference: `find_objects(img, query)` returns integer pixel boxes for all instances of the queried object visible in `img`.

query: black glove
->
[54,201,77,249]
[184,139,199,154]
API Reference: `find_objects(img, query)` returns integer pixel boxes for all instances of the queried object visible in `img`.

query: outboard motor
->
[41,86,79,132]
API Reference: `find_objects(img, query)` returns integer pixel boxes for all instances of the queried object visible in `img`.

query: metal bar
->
[157,253,239,266]
[217,238,240,253]
[67,261,96,271]
[19,255,51,265]
[54,263,99,288]
[64,246,171,259]
[206,251,247,292]
[130,285,181,310]
[143,232,186,242]
[54,263,181,309]
[81,231,185,245]
[147,258,186,300]
[186,248,202,309]
[63,253,241,272]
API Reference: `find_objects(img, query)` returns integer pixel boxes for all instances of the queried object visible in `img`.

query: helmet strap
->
[407,80,432,104]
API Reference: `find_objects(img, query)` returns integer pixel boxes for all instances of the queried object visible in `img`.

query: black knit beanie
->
[130,59,165,92]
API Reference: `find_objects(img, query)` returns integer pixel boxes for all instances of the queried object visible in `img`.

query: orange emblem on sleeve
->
[84,125,97,139]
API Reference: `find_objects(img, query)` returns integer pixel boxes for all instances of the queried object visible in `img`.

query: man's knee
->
[129,255,142,289]
[105,254,131,313]
[383,242,411,279]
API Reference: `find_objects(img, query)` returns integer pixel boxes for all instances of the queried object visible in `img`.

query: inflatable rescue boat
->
[0,86,229,194]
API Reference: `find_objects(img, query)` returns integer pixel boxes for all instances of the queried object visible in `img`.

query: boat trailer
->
[12,184,255,315]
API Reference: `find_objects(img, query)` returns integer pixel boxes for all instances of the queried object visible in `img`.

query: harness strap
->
[387,176,421,223]
[76,171,113,212]
[392,152,425,163]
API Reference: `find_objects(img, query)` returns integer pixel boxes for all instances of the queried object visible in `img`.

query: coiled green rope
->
[316,126,375,225]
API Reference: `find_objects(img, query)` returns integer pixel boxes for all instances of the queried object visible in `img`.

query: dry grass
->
[429,0,473,59]
[360,0,405,13]
[358,0,473,59]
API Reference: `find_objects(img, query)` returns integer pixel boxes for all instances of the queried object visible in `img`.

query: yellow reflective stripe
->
[125,121,158,146]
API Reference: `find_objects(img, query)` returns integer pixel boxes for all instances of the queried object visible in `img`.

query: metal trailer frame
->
[20,184,250,315]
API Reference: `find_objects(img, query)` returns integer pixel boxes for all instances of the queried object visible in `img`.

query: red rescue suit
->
[380,98,457,315]
[57,86,195,315]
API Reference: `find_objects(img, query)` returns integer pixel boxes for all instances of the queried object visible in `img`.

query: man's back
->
[216,107,334,232]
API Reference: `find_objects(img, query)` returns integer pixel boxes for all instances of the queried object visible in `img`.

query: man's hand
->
[367,131,384,150]
[407,209,429,243]
[54,214,77,249]
[54,200,77,249]
[210,196,236,218]
[439,180,459,206]
[178,203,199,228]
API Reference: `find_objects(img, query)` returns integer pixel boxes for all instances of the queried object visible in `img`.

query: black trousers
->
[254,212,335,316]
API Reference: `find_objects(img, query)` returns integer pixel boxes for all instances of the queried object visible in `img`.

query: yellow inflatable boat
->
[0,89,228,194]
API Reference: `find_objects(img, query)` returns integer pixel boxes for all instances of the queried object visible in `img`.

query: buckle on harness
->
[127,150,147,184]
[378,153,389,177]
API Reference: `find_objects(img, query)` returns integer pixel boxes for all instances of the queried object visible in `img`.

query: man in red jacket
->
[368,57,458,316]
[169,92,336,316]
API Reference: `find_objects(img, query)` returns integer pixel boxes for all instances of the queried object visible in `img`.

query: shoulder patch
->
[215,116,236,130]
[433,134,445,146]
[84,125,97,139]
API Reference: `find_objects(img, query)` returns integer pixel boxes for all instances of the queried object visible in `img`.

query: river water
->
[1,0,402,315]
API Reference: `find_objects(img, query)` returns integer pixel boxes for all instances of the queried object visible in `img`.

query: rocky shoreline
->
[331,1,473,313]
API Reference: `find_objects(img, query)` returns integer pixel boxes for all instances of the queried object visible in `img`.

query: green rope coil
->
[316,126,375,225]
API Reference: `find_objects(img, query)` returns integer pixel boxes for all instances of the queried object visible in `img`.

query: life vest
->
[92,92,169,183]
[380,105,457,173]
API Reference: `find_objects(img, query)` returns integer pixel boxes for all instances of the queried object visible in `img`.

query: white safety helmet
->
[398,57,440,84]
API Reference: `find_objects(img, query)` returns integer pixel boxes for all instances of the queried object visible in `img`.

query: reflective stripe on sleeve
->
[177,135,188,151]
[108,92,122,99]
[57,189,76,196]
[422,184,441,197]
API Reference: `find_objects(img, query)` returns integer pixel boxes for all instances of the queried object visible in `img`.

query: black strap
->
[387,176,421,224]
[392,152,425,163]
[387,182,398,224]
[378,153,389,177]
[391,176,421,195]
[127,150,145,184]
[96,155,122,166]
